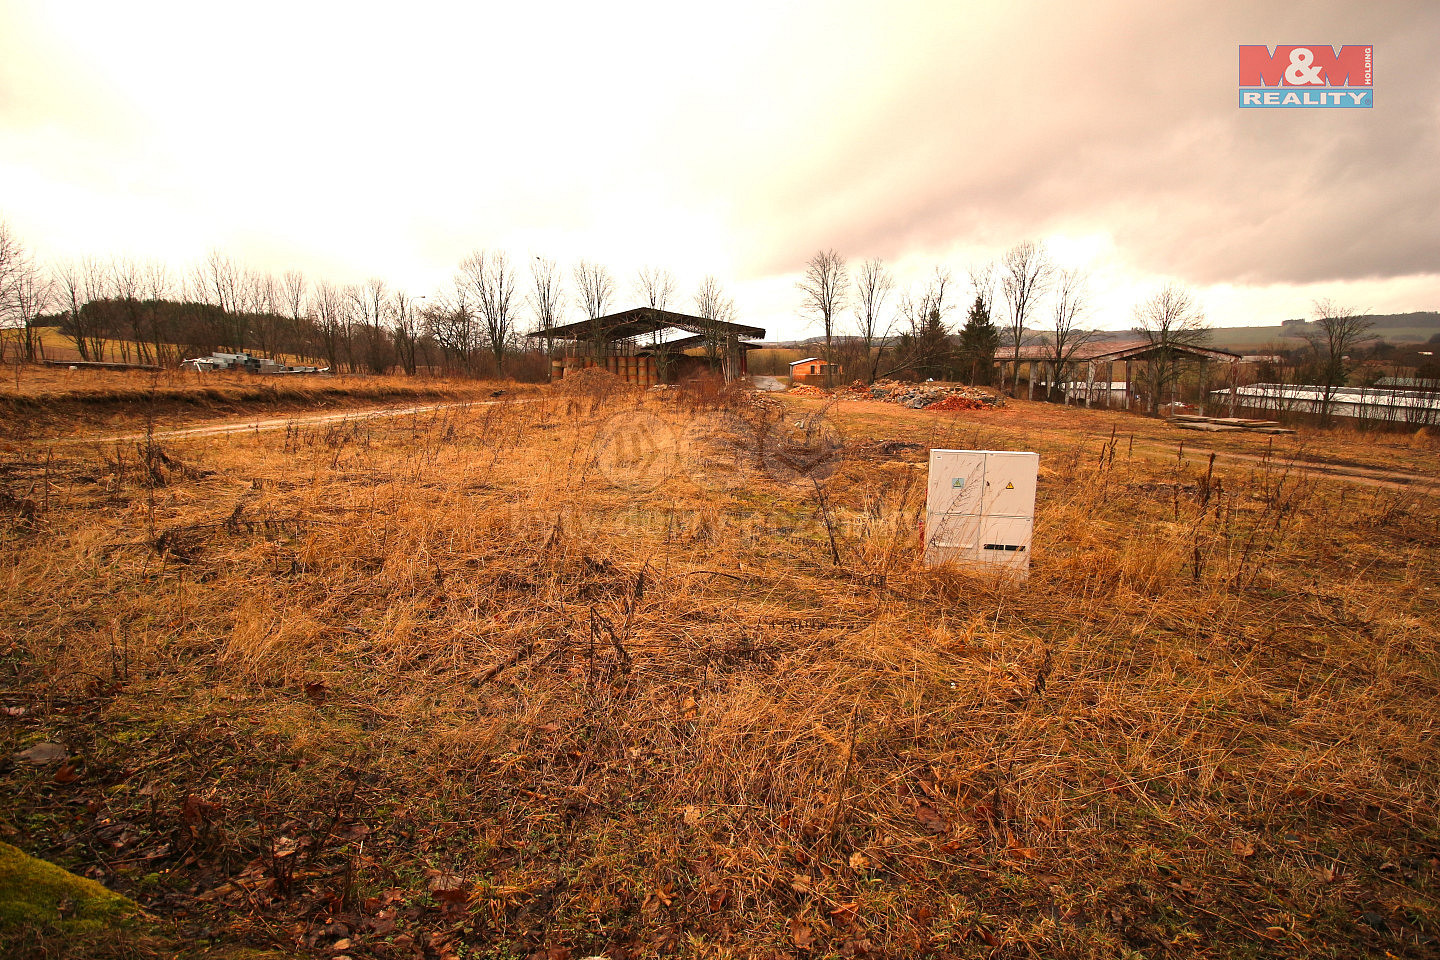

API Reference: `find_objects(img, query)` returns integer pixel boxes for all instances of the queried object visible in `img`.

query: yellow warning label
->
[1005,482,1015,489]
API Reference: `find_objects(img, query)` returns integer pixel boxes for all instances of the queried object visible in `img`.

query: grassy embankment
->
[0,365,525,440]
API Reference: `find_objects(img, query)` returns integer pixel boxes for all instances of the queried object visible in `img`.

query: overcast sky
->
[2,0,1436,339]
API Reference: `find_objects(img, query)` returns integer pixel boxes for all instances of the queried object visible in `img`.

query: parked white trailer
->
[925,450,1038,575]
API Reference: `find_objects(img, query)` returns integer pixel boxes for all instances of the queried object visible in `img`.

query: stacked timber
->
[1170,415,1294,434]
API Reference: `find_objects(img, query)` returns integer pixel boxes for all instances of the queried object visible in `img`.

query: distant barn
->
[529,307,764,384]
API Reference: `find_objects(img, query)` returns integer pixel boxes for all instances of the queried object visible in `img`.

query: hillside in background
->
[763,313,1439,354]
[1203,312,1440,351]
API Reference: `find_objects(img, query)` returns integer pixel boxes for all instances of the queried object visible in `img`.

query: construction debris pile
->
[786,379,1003,409]
[859,380,1004,410]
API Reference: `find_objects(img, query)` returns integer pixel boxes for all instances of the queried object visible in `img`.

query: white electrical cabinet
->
[925,450,1038,574]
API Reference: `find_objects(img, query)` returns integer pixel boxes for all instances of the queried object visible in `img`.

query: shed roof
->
[528,307,764,343]
[1002,339,1240,363]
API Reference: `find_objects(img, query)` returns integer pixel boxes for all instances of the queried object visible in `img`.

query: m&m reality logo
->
[1238,45,1373,108]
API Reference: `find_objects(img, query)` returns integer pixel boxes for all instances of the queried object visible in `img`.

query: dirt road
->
[1158,443,1438,492]
[59,400,489,445]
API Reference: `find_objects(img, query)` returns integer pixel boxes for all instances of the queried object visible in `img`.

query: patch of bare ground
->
[1,381,1437,959]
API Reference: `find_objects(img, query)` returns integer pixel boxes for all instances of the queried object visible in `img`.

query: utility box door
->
[925,512,981,552]
[925,449,1039,574]
[978,515,1033,568]
[926,450,986,516]
[979,452,1039,518]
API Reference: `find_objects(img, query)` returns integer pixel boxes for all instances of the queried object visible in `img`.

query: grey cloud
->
[709,2,1439,289]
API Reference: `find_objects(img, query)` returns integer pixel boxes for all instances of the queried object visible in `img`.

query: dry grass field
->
[0,367,523,442]
[1,370,1438,959]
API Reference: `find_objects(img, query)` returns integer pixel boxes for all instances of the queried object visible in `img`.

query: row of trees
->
[795,240,1117,392]
[1,215,1385,417]
[0,218,745,381]
[794,242,1380,422]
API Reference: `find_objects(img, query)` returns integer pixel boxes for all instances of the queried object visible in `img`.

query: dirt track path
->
[1154,443,1438,492]
[59,400,486,445]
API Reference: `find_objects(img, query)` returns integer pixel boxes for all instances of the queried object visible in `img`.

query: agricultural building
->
[1001,339,1243,414]
[530,307,764,385]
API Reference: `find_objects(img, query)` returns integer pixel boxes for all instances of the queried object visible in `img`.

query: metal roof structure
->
[1001,339,1241,363]
[527,307,765,344]
[1216,383,1440,418]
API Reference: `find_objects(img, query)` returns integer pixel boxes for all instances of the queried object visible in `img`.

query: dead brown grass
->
[0,384,1437,959]
[0,364,526,442]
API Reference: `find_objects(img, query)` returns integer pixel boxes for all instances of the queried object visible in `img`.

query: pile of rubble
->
[786,379,1003,410]
[864,380,1004,410]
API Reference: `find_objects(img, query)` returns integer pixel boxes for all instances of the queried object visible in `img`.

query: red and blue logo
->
[1239,45,1372,108]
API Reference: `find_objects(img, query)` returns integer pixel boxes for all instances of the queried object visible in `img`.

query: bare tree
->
[16,267,52,363]
[635,266,676,312]
[635,266,676,380]
[694,275,736,375]
[1041,268,1094,402]
[239,269,281,358]
[968,261,996,318]
[110,257,148,364]
[887,267,954,380]
[573,259,616,356]
[530,257,566,358]
[1306,299,1374,425]
[0,220,21,360]
[1132,283,1209,415]
[200,250,244,349]
[310,280,345,372]
[850,257,894,383]
[999,240,1053,397]
[280,270,308,362]
[0,223,54,364]
[797,249,848,365]
[461,251,519,371]
[425,282,478,374]
[56,258,109,361]
[573,259,615,321]
[348,278,391,373]
[390,291,422,375]
[142,260,174,364]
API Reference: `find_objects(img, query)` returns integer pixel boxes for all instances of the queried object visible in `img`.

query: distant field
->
[747,346,806,376]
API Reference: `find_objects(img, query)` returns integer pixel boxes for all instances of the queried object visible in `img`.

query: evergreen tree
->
[956,294,1000,385]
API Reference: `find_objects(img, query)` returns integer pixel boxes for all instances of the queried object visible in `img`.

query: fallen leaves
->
[912,800,949,834]
[788,915,815,949]
[426,871,472,908]
[15,742,67,765]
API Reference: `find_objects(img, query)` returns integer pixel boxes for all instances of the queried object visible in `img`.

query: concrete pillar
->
[1086,361,1096,409]
[1229,359,1239,416]
[1198,359,1208,416]
[1027,362,1036,400]
[1124,360,1132,411]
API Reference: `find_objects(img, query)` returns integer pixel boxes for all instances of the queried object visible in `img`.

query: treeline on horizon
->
[0,223,748,381]
[2,217,1433,394]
